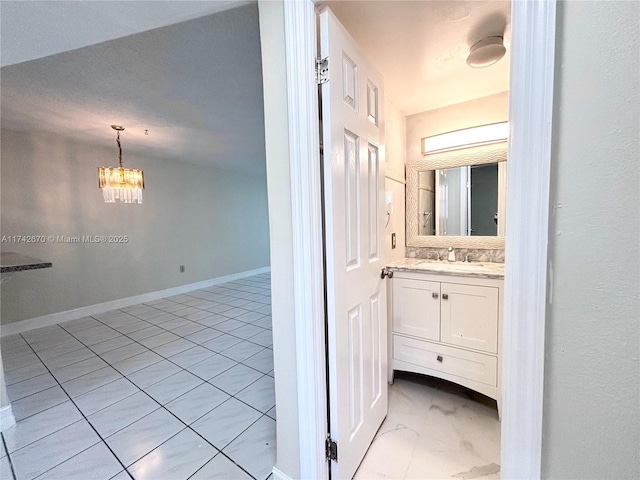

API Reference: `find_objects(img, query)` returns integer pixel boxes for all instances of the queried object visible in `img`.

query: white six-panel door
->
[319,7,388,479]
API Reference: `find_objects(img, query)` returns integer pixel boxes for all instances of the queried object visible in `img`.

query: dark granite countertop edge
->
[1,262,53,273]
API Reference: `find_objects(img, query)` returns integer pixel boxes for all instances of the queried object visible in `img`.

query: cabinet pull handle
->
[437,355,443,362]
[442,293,449,300]
[432,292,439,299]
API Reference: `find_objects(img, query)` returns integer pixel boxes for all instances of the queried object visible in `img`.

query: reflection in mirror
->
[418,164,499,237]
[406,141,507,249]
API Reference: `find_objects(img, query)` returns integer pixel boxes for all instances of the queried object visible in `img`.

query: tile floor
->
[355,372,501,479]
[1,273,275,480]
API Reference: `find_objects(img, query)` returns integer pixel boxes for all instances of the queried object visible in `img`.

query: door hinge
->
[316,57,329,84]
[326,436,338,462]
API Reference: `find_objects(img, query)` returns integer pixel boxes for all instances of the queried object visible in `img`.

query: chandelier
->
[98,125,144,204]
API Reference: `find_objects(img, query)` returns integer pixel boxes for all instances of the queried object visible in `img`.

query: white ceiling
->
[0,1,510,177]
[0,1,251,67]
[1,1,266,176]
[324,0,511,115]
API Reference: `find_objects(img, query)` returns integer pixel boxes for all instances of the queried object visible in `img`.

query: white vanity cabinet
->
[389,270,503,413]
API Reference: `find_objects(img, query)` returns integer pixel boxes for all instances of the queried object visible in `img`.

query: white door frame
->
[282,0,557,478]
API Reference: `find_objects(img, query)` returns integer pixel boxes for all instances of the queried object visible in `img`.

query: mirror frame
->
[406,142,507,248]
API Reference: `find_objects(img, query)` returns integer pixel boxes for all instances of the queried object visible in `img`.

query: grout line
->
[9,275,273,479]
[14,338,131,478]
[1,433,17,480]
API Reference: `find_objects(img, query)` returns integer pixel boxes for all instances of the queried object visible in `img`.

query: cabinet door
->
[392,278,440,341]
[440,282,499,353]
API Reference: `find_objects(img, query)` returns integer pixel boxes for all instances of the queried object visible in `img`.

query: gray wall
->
[543,0,640,478]
[0,128,270,325]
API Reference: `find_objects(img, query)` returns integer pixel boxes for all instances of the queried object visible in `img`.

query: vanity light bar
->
[421,121,509,155]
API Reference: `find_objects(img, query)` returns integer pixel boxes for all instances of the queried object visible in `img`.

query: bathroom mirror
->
[407,142,506,248]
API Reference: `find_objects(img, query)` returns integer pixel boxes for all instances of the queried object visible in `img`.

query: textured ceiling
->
[324,0,511,115]
[1,3,266,176]
[1,1,510,177]
[0,0,251,67]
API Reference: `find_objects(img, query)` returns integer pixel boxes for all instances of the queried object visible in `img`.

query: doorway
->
[262,0,557,478]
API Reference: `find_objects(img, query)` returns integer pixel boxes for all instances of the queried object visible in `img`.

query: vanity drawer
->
[393,334,497,386]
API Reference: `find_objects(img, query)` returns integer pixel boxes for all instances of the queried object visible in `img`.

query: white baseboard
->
[0,266,270,337]
[0,405,16,432]
[272,466,295,480]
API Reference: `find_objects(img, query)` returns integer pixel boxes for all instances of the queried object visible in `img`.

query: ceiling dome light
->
[466,36,506,68]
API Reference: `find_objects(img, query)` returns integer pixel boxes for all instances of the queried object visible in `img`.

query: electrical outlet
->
[391,233,396,249]
[179,265,185,273]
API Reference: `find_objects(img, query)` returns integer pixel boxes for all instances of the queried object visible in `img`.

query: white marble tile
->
[7,373,57,402]
[4,362,48,386]
[104,409,184,467]
[223,416,276,480]
[186,354,236,381]
[221,340,265,362]
[36,442,122,480]
[209,364,262,396]
[201,334,242,353]
[110,351,163,376]
[128,429,216,480]
[235,375,275,413]
[10,385,69,422]
[242,348,273,374]
[355,375,501,480]
[171,306,201,317]
[191,398,261,449]
[144,370,203,405]
[266,406,276,420]
[0,435,6,458]
[100,343,148,364]
[74,378,140,416]
[61,366,123,398]
[165,383,229,425]
[169,346,215,369]
[88,392,159,438]
[4,401,83,453]
[50,356,108,383]
[10,420,100,480]
[184,327,223,345]
[126,359,183,389]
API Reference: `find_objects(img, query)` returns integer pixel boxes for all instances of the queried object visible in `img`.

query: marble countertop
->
[387,257,504,279]
[1,252,52,273]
